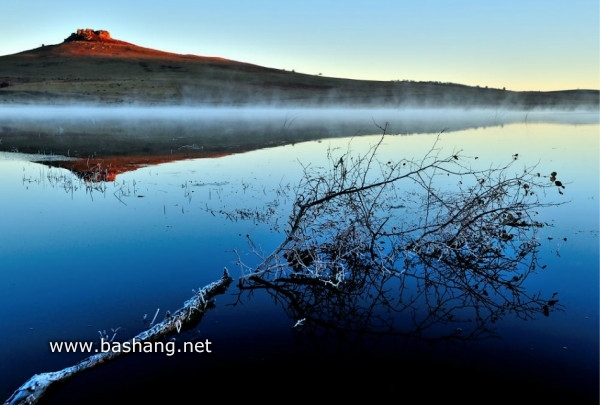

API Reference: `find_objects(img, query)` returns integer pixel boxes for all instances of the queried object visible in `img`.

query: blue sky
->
[1,0,598,91]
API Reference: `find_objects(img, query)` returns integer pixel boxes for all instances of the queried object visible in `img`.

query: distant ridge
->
[0,29,598,108]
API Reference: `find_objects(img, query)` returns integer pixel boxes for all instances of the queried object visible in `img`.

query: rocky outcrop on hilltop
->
[64,28,113,42]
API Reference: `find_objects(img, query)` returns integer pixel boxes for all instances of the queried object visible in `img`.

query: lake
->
[0,108,598,403]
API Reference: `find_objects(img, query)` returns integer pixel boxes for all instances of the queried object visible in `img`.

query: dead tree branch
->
[237,132,566,340]
[4,269,233,405]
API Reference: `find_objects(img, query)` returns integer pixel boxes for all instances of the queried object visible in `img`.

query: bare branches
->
[238,132,566,341]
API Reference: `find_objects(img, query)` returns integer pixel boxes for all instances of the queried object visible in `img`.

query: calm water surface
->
[0,115,598,402]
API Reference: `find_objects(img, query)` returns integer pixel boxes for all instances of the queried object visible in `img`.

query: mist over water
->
[1,104,596,185]
[0,105,598,402]
[0,104,597,124]
[1,105,597,160]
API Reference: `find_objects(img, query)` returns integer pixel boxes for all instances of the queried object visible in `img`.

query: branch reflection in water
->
[235,132,564,350]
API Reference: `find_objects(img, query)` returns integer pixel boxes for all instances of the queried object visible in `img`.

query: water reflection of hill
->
[1,107,598,181]
[43,152,231,182]
[2,120,597,404]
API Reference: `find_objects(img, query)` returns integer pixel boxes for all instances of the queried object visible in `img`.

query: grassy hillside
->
[0,34,597,108]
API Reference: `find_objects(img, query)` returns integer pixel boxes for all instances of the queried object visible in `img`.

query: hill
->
[0,29,598,108]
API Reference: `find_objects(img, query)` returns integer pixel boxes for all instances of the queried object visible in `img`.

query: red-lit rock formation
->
[64,29,118,43]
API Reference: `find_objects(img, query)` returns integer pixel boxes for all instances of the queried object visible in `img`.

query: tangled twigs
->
[237,132,566,339]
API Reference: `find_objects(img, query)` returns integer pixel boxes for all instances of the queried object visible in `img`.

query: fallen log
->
[4,268,233,405]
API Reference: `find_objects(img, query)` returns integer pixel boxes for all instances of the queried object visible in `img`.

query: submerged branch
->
[4,269,233,405]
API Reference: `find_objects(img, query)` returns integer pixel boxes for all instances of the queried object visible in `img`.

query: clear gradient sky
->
[1,0,598,91]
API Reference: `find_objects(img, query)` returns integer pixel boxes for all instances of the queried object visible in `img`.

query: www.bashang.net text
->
[49,338,212,357]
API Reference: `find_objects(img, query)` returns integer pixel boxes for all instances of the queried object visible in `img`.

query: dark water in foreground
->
[0,116,598,403]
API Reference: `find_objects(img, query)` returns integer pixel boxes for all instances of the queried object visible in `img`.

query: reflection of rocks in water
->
[41,152,230,182]
[3,108,597,178]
